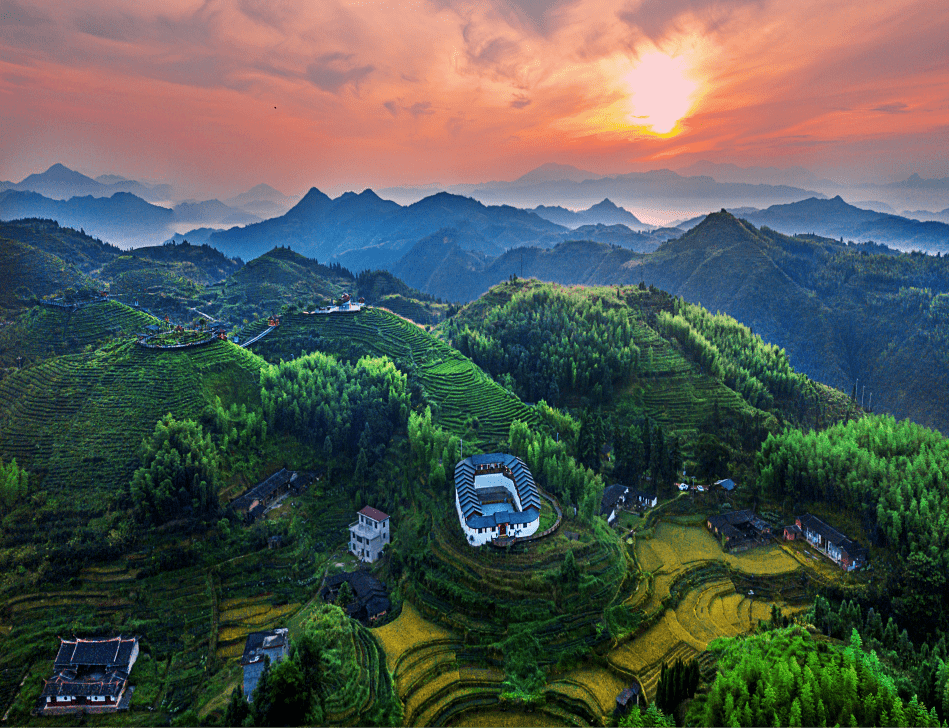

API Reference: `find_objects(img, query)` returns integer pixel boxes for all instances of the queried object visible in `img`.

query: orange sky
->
[0,0,946,198]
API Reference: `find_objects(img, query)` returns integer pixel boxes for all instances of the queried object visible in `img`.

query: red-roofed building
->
[349,506,391,563]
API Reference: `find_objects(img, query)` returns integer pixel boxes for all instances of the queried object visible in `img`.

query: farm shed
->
[614,679,644,716]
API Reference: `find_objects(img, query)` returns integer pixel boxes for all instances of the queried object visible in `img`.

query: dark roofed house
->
[230,468,299,523]
[614,679,644,717]
[241,629,288,702]
[706,510,772,552]
[796,514,867,571]
[39,636,139,714]
[320,571,391,624]
[600,484,629,525]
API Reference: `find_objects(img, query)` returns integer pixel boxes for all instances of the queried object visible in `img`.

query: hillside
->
[390,212,947,432]
[0,338,264,504]
[441,279,855,481]
[0,219,121,272]
[0,238,95,307]
[243,306,537,448]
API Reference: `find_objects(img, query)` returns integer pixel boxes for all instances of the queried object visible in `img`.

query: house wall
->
[349,513,390,563]
[454,491,539,547]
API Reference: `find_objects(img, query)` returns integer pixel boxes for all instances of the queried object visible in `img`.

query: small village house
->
[241,629,288,702]
[320,571,391,624]
[706,510,772,552]
[39,636,139,714]
[796,514,867,571]
[349,506,390,563]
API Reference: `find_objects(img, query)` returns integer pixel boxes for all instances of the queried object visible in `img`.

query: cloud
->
[383,100,434,117]
[616,0,763,43]
[510,93,532,108]
[306,52,374,93]
[873,102,910,114]
[0,0,49,26]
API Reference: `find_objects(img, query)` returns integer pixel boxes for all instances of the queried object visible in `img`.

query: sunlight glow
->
[623,50,699,135]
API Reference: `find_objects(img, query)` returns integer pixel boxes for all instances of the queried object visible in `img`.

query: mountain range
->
[382,167,830,214]
[0,163,175,203]
[530,199,651,230]
[204,188,678,270]
[674,196,949,253]
[387,211,948,433]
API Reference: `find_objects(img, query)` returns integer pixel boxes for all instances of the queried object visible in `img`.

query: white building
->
[349,506,390,562]
[454,453,541,547]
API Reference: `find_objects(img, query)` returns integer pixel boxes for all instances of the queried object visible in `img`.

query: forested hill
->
[632,212,948,432]
[440,279,856,485]
[398,212,949,433]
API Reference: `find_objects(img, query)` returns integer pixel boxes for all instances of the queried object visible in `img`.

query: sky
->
[0,0,946,199]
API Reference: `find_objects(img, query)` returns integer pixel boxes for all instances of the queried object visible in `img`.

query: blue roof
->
[454,452,540,522]
[466,507,540,530]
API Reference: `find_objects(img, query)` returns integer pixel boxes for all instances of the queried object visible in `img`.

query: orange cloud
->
[0,0,945,195]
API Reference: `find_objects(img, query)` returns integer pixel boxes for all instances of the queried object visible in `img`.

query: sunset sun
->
[624,50,699,135]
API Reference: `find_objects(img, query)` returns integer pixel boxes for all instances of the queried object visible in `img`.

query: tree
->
[336,580,355,611]
[255,658,310,726]
[129,414,222,526]
[223,685,250,726]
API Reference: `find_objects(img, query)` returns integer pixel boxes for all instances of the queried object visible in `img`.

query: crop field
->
[448,708,575,727]
[608,519,813,703]
[553,665,629,717]
[622,317,762,437]
[637,523,800,578]
[374,601,454,673]
[247,308,538,447]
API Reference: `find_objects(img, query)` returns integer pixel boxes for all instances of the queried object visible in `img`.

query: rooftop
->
[358,505,389,522]
[54,637,137,669]
[240,629,288,666]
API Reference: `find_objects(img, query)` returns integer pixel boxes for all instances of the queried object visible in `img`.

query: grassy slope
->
[0,239,94,307]
[0,338,264,509]
[0,300,159,368]
[245,307,537,448]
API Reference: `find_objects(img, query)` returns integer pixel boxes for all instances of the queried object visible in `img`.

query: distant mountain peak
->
[590,198,620,210]
[23,163,95,184]
[514,163,602,184]
[247,183,284,195]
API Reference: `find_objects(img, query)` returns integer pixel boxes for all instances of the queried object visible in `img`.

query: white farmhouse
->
[454,453,541,546]
[349,506,390,563]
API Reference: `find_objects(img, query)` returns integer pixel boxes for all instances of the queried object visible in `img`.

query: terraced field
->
[0,338,263,506]
[606,521,811,701]
[622,317,764,436]
[245,308,538,447]
[0,300,158,368]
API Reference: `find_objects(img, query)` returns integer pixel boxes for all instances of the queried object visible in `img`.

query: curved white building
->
[454,453,541,546]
